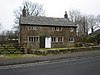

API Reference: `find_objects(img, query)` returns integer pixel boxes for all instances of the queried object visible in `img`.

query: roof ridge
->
[22,15,69,19]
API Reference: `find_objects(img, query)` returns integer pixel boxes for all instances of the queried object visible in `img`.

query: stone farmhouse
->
[19,7,77,49]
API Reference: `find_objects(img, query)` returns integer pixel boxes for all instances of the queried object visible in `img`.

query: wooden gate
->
[0,43,25,54]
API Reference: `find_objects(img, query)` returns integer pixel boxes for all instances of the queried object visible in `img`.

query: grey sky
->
[0,0,100,31]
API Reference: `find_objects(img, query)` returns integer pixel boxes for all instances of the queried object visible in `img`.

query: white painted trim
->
[28,36,39,42]
[45,37,51,48]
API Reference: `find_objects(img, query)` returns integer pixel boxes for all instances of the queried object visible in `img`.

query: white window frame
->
[52,37,58,42]
[52,37,56,42]
[28,26,37,30]
[58,37,63,42]
[56,37,58,42]
[53,27,62,31]
[52,37,63,42]
[69,37,75,42]
[28,36,39,42]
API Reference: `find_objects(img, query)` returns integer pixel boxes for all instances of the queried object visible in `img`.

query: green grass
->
[0,46,100,60]
[38,48,68,50]
[0,54,40,60]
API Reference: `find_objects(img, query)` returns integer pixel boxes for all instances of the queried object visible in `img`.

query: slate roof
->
[90,29,100,35]
[20,16,76,27]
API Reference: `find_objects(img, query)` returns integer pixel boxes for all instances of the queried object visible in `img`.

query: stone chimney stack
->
[22,6,26,17]
[64,11,68,19]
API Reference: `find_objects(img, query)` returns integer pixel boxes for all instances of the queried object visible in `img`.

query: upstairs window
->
[70,28,74,32]
[53,27,62,31]
[28,26,37,30]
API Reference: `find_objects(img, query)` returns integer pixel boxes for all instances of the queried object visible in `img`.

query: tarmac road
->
[0,56,100,75]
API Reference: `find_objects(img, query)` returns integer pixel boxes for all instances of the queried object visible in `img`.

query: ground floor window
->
[28,36,39,42]
[52,37,56,42]
[69,37,75,42]
[58,37,63,42]
[52,37,63,42]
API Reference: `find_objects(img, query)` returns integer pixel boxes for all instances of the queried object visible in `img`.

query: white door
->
[45,37,51,48]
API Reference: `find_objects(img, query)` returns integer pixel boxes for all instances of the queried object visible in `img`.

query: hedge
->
[29,46,100,55]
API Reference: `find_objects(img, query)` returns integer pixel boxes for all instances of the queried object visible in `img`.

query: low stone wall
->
[30,46,100,55]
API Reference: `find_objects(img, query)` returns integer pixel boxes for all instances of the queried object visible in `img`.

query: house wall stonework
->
[20,25,76,49]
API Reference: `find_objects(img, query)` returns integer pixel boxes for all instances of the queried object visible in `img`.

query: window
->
[28,26,36,30]
[52,37,63,42]
[52,37,56,42]
[58,37,63,42]
[70,28,74,32]
[29,37,33,42]
[69,37,75,42]
[28,36,39,42]
[53,27,62,31]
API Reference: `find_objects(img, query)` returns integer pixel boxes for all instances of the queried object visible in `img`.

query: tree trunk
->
[91,27,94,33]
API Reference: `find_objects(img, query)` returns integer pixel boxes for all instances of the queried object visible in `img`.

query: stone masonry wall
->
[20,25,76,49]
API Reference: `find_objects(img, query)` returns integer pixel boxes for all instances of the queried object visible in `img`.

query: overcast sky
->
[0,0,100,31]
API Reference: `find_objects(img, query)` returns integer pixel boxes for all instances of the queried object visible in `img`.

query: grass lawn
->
[0,46,100,60]
[0,54,40,60]
[38,48,68,50]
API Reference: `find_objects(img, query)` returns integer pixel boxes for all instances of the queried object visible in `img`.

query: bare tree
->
[0,23,2,30]
[0,23,3,33]
[68,9,81,23]
[0,31,6,42]
[0,23,1,29]
[68,9,89,36]
[87,15,99,33]
[68,9,81,36]
[97,15,100,22]
[13,1,45,30]
[97,15,100,28]
[80,16,89,35]
[22,1,45,16]
[6,31,18,40]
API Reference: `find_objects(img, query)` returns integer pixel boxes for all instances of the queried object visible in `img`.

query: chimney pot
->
[22,6,26,17]
[64,11,68,19]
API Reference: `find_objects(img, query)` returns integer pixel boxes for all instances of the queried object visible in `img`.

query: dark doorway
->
[40,36,45,48]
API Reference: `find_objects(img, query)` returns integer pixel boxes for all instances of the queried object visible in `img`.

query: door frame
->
[45,37,51,48]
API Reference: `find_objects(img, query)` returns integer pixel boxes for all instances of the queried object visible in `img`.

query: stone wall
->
[20,25,76,49]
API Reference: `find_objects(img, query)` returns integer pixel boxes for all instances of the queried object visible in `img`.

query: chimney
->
[64,11,68,19]
[22,6,26,17]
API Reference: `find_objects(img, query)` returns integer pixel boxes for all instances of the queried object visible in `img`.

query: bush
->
[75,43,83,47]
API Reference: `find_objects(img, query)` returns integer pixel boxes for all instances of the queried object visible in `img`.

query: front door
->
[40,36,45,48]
[45,37,51,48]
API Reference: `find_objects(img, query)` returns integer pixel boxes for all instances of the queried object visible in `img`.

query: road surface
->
[0,56,100,75]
